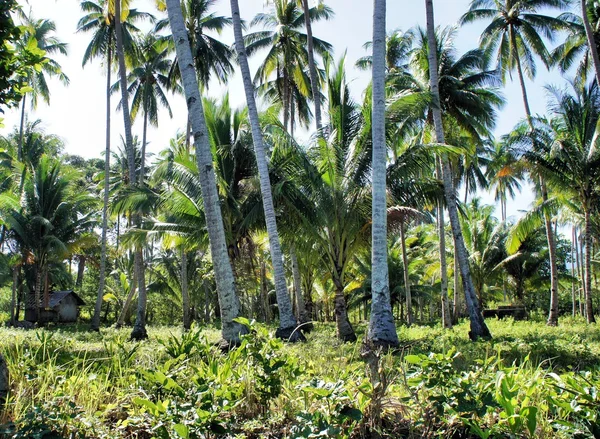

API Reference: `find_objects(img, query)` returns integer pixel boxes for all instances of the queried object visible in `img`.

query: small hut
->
[25,290,86,324]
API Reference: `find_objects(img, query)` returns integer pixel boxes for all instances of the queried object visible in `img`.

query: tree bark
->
[181,248,191,330]
[425,0,490,340]
[581,0,600,84]
[301,0,322,132]
[230,0,300,339]
[399,221,413,325]
[92,42,112,331]
[367,0,399,348]
[541,181,560,326]
[166,0,246,343]
[572,225,577,317]
[453,238,462,323]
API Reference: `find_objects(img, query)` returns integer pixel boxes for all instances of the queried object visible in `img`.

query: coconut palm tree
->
[14,12,69,162]
[3,156,95,322]
[425,0,491,340]
[244,0,333,135]
[460,0,570,120]
[229,0,303,341]
[486,140,524,222]
[164,0,246,344]
[77,1,151,331]
[155,0,235,87]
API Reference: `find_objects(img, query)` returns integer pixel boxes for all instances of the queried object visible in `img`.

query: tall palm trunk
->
[581,0,600,84]
[181,248,191,330]
[399,220,413,325]
[425,0,490,340]
[116,268,137,327]
[113,0,147,341]
[76,255,86,289]
[18,96,26,162]
[230,0,301,341]
[333,277,357,341]
[584,207,596,323]
[91,43,113,331]
[367,0,398,348]
[453,244,461,322]
[437,159,452,328]
[290,245,310,327]
[572,225,577,317]
[301,0,322,132]
[130,108,150,339]
[10,266,18,326]
[165,0,246,343]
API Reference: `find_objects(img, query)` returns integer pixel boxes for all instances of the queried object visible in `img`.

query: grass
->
[0,317,598,438]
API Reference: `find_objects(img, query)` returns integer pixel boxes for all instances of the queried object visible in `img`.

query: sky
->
[1,0,573,221]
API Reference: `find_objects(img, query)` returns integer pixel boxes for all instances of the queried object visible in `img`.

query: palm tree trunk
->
[166,0,246,344]
[116,270,137,328]
[584,207,596,323]
[367,0,398,348]
[260,259,271,323]
[581,0,600,84]
[91,43,112,331]
[540,178,559,326]
[511,28,533,124]
[301,0,322,132]
[181,248,191,330]
[10,267,18,326]
[572,225,577,317]
[76,255,86,289]
[230,0,300,340]
[333,278,357,342]
[290,245,310,327]
[399,221,413,325]
[425,0,490,340]
[453,236,461,323]
[131,110,150,340]
[437,159,452,329]
[34,264,43,322]
[18,96,26,162]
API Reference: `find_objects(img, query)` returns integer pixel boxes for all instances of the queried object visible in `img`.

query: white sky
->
[1,0,572,221]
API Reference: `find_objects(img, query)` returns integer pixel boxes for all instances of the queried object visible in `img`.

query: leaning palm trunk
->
[230,0,301,341]
[541,180,560,326]
[425,0,490,340]
[165,0,246,344]
[91,43,113,331]
[301,0,322,132]
[437,159,452,328]
[582,0,600,84]
[181,248,191,330]
[18,96,26,162]
[367,0,398,348]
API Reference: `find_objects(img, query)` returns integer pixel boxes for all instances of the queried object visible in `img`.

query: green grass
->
[0,318,598,438]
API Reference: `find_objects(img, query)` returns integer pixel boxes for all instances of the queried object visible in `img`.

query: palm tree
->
[77,0,151,331]
[230,0,303,341]
[300,0,324,131]
[164,0,246,344]
[3,156,95,322]
[425,0,490,340]
[580,0,600,83]
[460,0,570,121]
[112,0,147,340]
[244,0,333,135]
[368,0,398,348]
[14,12,69,162]
[486,140,523,222]
[117,33,177,183]
[155,0,235,88]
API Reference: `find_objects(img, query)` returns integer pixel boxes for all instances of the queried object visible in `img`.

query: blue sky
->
[1,0,574,220]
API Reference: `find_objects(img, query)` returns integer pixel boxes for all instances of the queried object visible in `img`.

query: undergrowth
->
[0,317,598,438]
